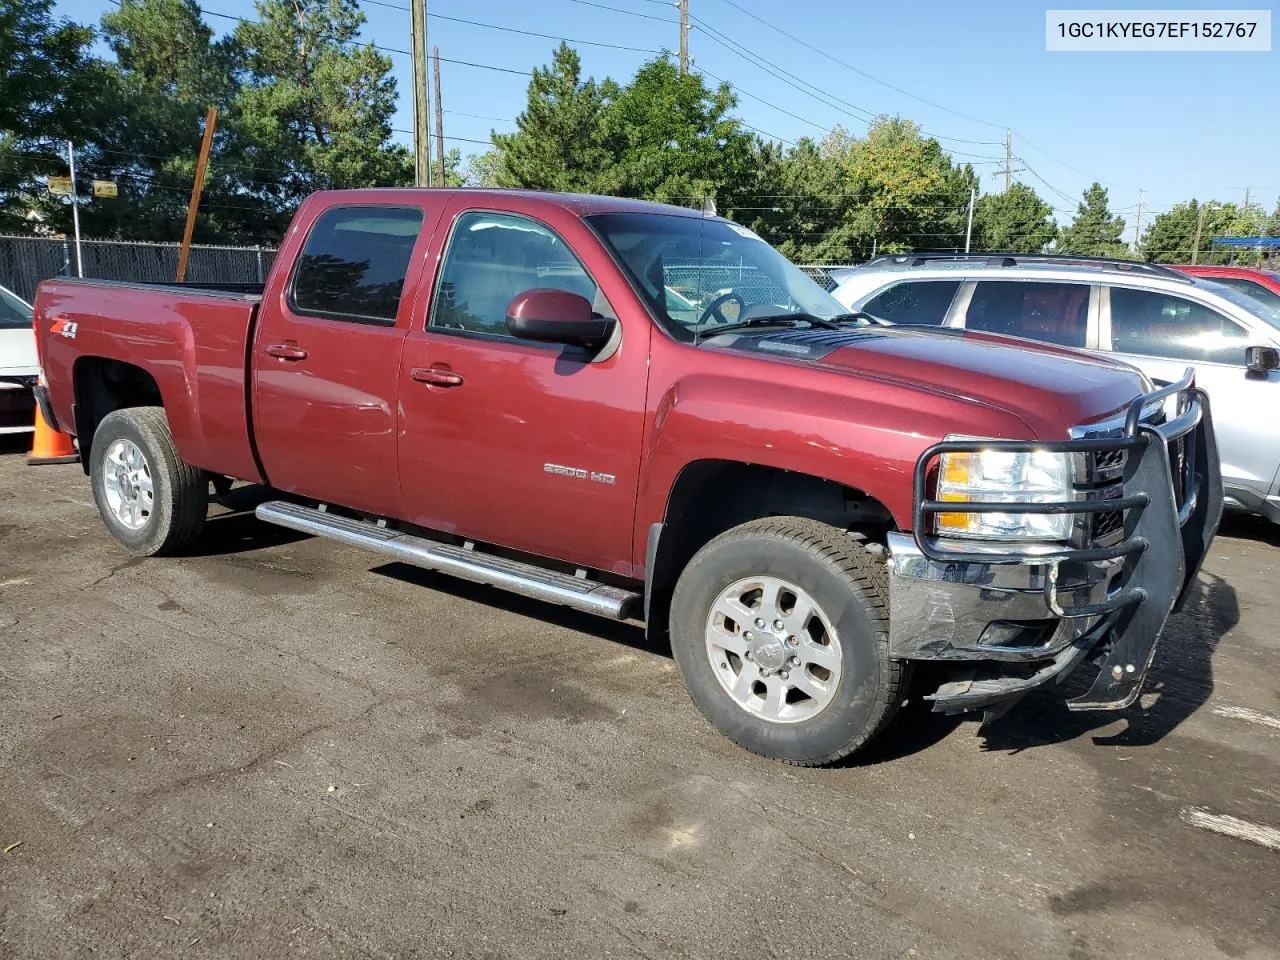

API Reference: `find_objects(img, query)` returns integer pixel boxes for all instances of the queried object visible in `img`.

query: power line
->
[705,0,1120,187]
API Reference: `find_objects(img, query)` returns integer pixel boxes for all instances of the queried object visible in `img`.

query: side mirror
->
[1245,345,1280,375]
[506,289,615,349]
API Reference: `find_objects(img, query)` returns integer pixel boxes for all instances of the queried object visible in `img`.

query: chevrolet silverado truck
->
[32,189,1222,765]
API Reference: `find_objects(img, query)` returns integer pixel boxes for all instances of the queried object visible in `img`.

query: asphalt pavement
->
[2,438,1278,960]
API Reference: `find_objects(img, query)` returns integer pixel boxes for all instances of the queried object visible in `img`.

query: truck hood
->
[715,325,1148,437]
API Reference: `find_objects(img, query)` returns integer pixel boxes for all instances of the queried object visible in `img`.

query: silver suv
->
[831,254,1280,524]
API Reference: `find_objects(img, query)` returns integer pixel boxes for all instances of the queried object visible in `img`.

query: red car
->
[31,189,1221,765]
[1172,264,1280,311]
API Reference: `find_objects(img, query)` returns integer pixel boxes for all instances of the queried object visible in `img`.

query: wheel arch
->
[643,459,895,639]
[72,356,164,474]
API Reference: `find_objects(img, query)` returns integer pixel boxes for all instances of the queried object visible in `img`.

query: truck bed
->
[34,276,265,483]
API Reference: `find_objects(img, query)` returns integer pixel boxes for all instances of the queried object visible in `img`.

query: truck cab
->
[32,189,1222,766]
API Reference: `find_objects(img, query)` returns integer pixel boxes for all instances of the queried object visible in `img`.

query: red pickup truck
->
[33,189,1222,765]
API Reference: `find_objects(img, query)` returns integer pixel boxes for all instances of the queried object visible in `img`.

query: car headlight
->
[934,445,1075,541]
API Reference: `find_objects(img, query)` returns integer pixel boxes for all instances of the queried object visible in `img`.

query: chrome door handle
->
[266,342,308,360]
[411,366,464,387]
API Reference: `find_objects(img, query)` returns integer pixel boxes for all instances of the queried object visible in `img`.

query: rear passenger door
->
[252,202,436,516]
[958,280,1098,349]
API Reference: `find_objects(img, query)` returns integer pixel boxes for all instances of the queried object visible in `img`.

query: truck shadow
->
[185,485,312,556]
[370,561,670,660]
[1216,511,1280,548]
[978,572,1238,754]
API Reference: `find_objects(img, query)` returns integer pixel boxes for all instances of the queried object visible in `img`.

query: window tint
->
[861,280,959,325]
[291,206,424,324]
[431,211,600,337]
[0,287,31,328]
[964,281,1089,347]
[1213,276,1280,312]
[1109,287,1247,364]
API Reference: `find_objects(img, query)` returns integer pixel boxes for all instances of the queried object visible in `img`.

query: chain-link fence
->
[0,232,855,307]
[0,235,279,302]
[662,263,857,305]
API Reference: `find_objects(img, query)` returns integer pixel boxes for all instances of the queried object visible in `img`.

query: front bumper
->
[887,369,1222,715]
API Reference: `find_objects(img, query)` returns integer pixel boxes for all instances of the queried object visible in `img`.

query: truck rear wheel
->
[90,406,207,556]
[669,516,903,766]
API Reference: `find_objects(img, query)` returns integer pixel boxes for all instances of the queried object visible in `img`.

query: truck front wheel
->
[669,517,903,766]
[90,407,207,556]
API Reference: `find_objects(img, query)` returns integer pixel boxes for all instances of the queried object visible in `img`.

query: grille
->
[1090,448,1127,479]
[1090,508,1125,544]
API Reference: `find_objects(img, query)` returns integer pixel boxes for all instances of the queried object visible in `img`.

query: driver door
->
[396,202,651,573]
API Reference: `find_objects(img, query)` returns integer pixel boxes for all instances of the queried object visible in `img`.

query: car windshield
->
[1197,278,1280,331]
[586,212,848,341]
[0,286,32,329]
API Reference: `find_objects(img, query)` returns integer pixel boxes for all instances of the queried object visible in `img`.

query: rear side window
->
[965,281,1089,348]
[1109,287,1247,364]
[1213,276,1280,312]
[430,211,600,338]
[861,280,959,325]
[291,206,424,325]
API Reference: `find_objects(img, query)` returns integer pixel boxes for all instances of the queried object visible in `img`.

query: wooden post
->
[177,107,218,282]
[678,0,688,74]
[432,46,445,186]
[410,0,430,186]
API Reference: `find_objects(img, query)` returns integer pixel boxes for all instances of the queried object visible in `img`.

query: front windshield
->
[586,212,848,340]
[1196,278,1280,331]
[0,286,32,329]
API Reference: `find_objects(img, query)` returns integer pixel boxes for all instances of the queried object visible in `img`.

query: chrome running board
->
[255,500,640,620]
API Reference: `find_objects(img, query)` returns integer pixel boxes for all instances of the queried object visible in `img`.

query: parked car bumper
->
[0,377,36,434]
[886,369,1222,715]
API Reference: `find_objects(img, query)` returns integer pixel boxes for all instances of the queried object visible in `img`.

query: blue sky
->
[53,0,1279,231]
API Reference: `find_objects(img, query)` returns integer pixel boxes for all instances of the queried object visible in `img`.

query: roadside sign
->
[92,180,118,198]
[1212,237,1280,248]
[47,176,73,196]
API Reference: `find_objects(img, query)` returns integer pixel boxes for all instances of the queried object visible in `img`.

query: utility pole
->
[176,108,217,283]
[678,0,689,75]
[65,141,83,278]
[964,187,976,253]
[1191,200,1219,265]
[1132,188,1145,252]
[998,130,1023,193]
[432,46,445,187]
[410,0,431,186]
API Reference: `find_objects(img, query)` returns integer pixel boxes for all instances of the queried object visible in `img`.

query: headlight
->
[934,446,1075,541]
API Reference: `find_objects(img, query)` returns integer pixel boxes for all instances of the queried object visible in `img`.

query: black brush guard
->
[910,369,1222,711]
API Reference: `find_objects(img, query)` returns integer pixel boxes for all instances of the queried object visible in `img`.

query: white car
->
[831,254,1280,523]
[0,284,39,434]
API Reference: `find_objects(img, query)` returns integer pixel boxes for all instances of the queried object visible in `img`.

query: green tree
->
[972,182,1057,253]
[1140,199,1267,264]
[69,0,243,240]
[490,43,619,193]
[0,0,96,232]
[601,56,754,205]
[1057,182,1128,257]
[232,0,410,221]
[845,118,977,257]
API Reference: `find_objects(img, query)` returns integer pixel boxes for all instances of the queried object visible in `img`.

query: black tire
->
[669,516,903,766]
[90,406,207,556]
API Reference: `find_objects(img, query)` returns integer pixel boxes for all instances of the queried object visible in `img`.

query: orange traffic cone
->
[27,403,79,465]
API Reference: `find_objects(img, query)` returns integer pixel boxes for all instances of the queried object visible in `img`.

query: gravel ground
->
[1,439,1278,960]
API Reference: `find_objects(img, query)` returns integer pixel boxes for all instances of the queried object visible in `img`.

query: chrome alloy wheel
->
[704,575,843,724]
[102,438,154,530]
